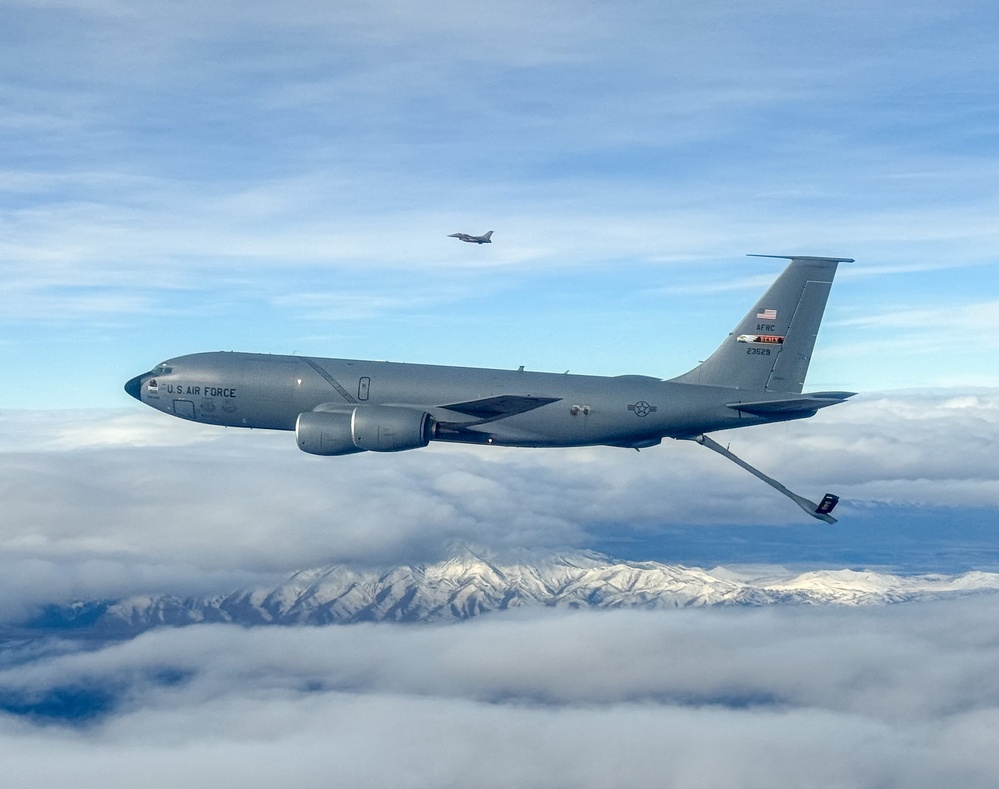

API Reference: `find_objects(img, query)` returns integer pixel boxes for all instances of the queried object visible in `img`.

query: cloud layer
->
[4,600,999,788]
[1,388,997,620]
[1,391,997,786]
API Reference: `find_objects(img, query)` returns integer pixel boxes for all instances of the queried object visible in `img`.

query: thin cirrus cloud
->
[4,0,999,404]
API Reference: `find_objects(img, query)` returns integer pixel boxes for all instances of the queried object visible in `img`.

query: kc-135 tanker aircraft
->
[125,255,854,522]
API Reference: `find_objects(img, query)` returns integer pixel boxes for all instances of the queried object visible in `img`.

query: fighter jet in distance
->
[448,231,493,244]
[125,255,854,522]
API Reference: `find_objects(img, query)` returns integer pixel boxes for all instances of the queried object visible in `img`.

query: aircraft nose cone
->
[124,374,144,401]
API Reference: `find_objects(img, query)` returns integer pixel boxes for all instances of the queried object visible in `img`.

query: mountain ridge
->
[26,549,999,635]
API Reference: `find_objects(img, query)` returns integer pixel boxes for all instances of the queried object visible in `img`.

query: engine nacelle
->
[296,410,363,456]
[350,405,435,452]
[296,407,435,456]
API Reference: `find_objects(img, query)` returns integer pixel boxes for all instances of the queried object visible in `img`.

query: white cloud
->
[0,389,997,785]
[3,601,999,787]
[0,389,997,619]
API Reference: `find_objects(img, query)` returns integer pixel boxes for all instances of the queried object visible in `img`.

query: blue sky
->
[2,0,999,409]
[3,2,999,783]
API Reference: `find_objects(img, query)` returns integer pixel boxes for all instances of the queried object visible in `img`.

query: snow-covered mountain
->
[32,550,999,635]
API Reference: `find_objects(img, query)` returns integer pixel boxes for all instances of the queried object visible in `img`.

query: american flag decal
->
[756,308,777,320]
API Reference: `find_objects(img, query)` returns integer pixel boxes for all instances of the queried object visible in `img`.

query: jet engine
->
[296,406,435,456]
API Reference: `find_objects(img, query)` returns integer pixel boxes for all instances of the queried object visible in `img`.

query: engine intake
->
[296,407,435,456]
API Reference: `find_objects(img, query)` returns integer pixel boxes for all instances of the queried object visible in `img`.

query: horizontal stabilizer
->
[747,255,855,264]
[727,391,855,416]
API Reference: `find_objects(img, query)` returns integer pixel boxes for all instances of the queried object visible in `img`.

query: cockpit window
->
[153,363,173,375]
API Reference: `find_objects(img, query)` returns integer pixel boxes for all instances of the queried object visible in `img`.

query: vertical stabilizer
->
[670,255,851,393]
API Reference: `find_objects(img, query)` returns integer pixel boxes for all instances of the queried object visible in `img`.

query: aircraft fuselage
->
[127,351,791,448]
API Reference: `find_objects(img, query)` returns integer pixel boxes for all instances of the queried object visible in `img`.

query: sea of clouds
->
[1,389,998,786]
[3,601,999,788]
[1,390,998,614]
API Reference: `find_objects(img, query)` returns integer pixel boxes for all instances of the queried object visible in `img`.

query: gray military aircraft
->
[448,231,493,244]
[125,255,853,522]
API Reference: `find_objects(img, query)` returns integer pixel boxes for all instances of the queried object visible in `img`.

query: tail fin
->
[483,231,494,240]
[670,255,851,393]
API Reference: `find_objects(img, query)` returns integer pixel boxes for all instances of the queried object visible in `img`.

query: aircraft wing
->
[439,394,562,423]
